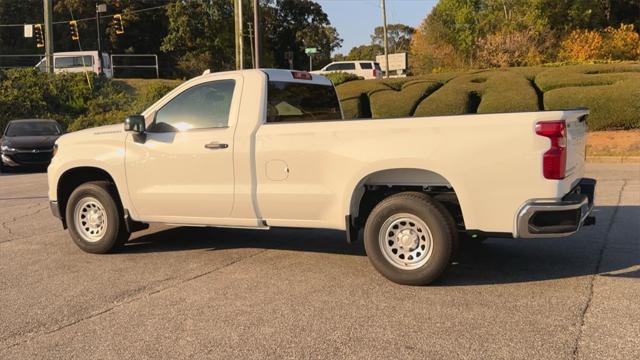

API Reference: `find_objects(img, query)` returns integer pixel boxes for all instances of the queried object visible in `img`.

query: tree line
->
[1,0,638,77]
[0,0,342,77]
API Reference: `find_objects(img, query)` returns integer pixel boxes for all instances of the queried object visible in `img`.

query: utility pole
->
[239,0,244,69]
[95,3,105,75]
[253,0,261,68]
[381,0,389,79]
[248,22,255,68]
[234,0,244,70]
[43,0,54,73]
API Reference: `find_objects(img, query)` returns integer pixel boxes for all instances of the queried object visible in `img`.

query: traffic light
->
[34,24,44,48]
[69,20,79,41]
[113,14,124,35]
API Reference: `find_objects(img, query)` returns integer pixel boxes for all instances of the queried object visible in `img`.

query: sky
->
[315,0,438,54]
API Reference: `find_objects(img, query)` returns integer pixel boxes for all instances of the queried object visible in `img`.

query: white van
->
[36,51,113,78]
[312,61,383,80]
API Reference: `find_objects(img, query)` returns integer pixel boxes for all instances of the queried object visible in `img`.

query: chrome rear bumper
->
[516,178,596,238]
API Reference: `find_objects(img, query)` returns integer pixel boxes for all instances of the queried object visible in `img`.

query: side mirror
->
[124,115,146,133]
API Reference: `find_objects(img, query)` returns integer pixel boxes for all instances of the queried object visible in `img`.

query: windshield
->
[5,121,61,137]
[266,81,342,123]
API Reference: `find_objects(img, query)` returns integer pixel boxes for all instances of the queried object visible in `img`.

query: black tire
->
[65,181,130,254]
[364,192,457,286]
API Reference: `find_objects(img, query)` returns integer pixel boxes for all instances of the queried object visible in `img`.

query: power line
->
[0,4,168,27]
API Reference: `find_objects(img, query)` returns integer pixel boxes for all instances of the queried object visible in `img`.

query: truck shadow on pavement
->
[121,205,638,286]
[0,166,47,176]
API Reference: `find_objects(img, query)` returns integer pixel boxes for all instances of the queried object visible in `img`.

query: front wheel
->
[66,181,130,254]
[364,192,457,285]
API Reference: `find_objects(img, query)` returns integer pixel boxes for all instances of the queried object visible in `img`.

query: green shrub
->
[414,70,539,116]
[543,80,640,130]
[534,64,639,92]
[335,79,390,119]
[323,72,362,86]
[369,81,443,118]
[0,69,180,133]
[536,64,640,130]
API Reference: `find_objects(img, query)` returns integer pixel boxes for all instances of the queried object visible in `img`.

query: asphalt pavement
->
[0,164,638,359]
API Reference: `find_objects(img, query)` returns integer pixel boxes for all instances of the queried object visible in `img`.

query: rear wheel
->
[66,181,130,253]
[364,192,457,285]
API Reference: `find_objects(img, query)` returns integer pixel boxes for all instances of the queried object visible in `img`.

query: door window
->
[151,80,236,132]
[360,63,372,69]
[325,63,356,71]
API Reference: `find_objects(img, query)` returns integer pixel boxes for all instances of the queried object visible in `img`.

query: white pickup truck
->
[48,69,596,285]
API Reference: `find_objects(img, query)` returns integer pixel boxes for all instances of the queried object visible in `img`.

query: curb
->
[586,156,640,164]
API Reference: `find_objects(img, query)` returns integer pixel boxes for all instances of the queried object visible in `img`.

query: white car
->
[47,69,596,285]
[312,61,383,80]
[36,51,113,78]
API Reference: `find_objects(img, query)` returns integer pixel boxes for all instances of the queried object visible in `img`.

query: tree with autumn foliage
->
[409,0,640,73]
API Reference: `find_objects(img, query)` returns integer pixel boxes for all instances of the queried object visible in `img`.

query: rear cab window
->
[266,81,342,123]
[54,56,93,69]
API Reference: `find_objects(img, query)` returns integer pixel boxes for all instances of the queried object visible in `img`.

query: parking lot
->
[0,163,638,359]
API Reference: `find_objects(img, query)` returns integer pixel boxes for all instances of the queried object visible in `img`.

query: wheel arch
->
[57,166,124,224]
[345,167,465,233]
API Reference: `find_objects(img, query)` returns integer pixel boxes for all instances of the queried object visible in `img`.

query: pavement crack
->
[572,180,627,360]
[0,229,65,245]
[0,196,48,201]
[0,202,48,239]
[0,248,269,352]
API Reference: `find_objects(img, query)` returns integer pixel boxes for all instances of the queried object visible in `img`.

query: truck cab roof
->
[200,68,332,86]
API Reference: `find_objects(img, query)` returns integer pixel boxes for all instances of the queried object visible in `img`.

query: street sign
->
[24,24,33,38]
[305,47,317,55]
[96,3,107,13]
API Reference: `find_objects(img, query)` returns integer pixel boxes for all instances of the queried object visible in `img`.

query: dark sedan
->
[0,119,63,172]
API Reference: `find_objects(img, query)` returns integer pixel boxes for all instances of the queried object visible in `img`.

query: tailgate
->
[564,110,589,183]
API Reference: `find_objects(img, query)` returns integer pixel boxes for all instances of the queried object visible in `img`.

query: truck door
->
[125,75,242,223]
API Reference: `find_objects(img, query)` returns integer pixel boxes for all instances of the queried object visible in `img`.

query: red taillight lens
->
[535,120,567,180]
[291,71,312,80]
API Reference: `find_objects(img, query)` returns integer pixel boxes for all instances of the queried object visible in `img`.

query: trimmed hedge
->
[336,63,640,131]
[2,64,638,133]
[323,72,362,86]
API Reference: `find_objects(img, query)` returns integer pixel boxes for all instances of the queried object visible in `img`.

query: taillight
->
[291,71,312,80]
[535,120,567,180]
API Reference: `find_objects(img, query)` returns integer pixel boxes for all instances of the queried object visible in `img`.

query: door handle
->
[204,142,229,150]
